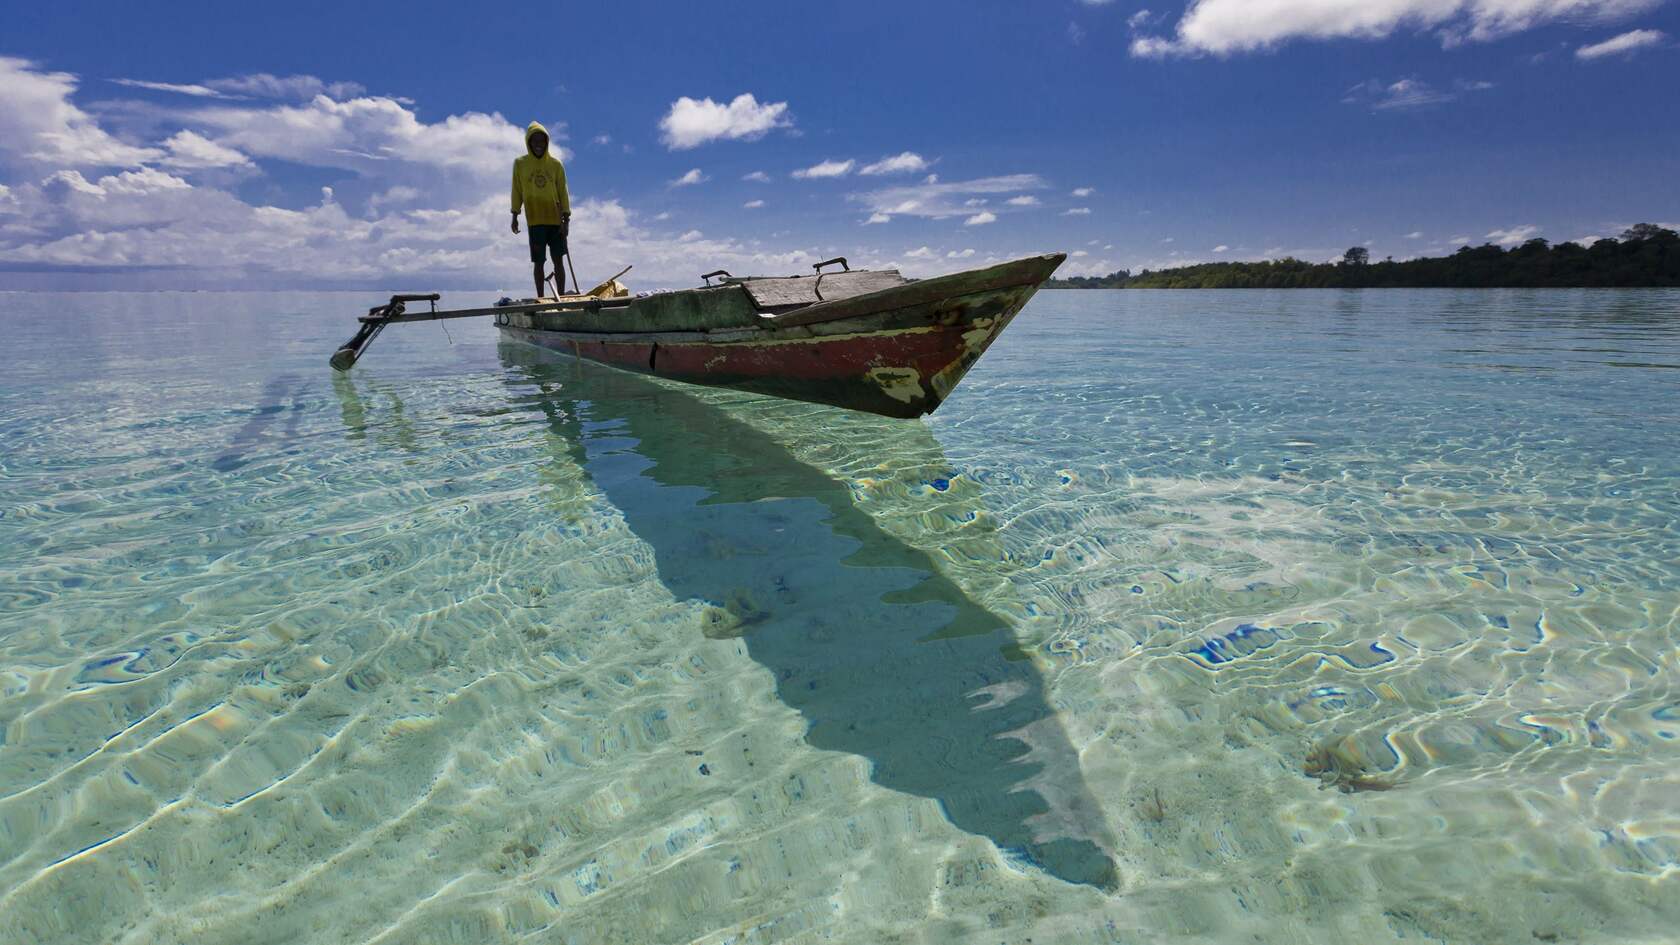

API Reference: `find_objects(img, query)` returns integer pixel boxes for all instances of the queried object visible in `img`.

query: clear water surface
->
[1,288,1677,944]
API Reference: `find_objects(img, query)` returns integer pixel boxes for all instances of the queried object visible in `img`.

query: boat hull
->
[497,253,1061,418]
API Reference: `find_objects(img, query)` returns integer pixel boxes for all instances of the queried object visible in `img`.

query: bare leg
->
[533,262,546,299]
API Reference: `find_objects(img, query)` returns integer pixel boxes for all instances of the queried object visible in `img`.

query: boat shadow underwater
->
[495,343,1119,891]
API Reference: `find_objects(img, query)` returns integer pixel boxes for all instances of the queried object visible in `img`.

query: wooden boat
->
[331,253,1064,419]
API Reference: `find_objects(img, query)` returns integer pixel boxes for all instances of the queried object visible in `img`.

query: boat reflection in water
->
[497,343,1118,890]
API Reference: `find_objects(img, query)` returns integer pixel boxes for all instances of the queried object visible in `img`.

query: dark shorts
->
[528,224,567,264]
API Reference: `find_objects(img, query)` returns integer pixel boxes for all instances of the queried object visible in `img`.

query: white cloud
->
[367,185,420,212]
[205,73,366,100]
[791,158,855,179]
[592,133,612,145]
[1486,224,1541,245]
[654,211,672,221]
[924,173,939,183]
[0,57,164,168]
[111,78,231,98]
[1405,230,1424,238]
[1213,244,1230,252]
[658,93,792,149]
[0,62,837,291]
[187,94,544,178]
[1005,195,1041,206]
[853,174,1046,219]
[1577,28,1667,57]
[671,168,707,186]
[1063,207,1092,216]
[1071,250,1090,257]
[905,245,936,258]
[1450,234,1472,243]
[1343,78,1458,109]
[160,130,252,168]
[864,212,892,224]
[964,211,997,226]
[1131,0,1662,57]
[743,199,765,208]
[742,170,772,182]
[946,248,976,258]
[859,152,931,176]
[1071,186,1095,197]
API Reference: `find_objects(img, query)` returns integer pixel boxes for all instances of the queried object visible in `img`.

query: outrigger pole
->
[329,266,634,371]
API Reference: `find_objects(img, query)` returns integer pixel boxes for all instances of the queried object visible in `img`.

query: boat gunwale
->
[500,253,1066,339]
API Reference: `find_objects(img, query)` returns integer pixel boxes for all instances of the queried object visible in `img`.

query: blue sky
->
[1,0,1676,290]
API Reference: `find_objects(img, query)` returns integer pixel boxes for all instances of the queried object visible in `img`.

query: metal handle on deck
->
[701,269,732,286]
[813,257,849,273]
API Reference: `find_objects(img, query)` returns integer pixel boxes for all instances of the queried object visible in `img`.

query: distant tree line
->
[1047,224,1680,289]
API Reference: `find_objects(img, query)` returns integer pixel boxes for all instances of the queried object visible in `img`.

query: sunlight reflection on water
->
[1,287,1678,943]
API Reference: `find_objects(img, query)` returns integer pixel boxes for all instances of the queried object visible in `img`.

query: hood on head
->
[525,121,549,155]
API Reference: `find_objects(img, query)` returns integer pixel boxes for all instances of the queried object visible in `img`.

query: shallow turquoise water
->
[2,288,1678,943]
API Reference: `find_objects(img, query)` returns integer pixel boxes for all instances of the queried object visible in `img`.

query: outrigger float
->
[330,253,1064,418]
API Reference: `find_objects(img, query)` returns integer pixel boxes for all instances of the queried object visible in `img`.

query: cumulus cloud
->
[592,133,612,145]
[853,174,1046,219]
[1005,195,1041,206]
[1213,244,1230,252]
[186,94,545,178]
[1063,207,1092,215]
[864,212,892,224]
[1131,0,1663,57]
[1577,28,1667,57]
[858,151,931,175]
[905,245,936,259]
[791,158,855,179]
[0,57,163,168]
[658,93,792,149]
[0,59,829,290]
[742,170,772,182]
[1486,224,1541,245]
[159,130,252,168]
[964,211,997,225]
[1072,186,1095,197]
[946,248,976,258]
[670,168,707,187]
[743,199,765,208]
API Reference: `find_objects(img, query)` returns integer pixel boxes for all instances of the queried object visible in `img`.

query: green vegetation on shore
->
[1048,224,1680,289]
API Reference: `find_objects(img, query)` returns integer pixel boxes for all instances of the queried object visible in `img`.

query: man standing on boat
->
[511,121,571,299]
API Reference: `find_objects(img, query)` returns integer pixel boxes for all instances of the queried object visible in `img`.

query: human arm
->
[510,162,523,233]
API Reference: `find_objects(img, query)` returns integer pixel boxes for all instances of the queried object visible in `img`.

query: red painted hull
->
[499,254,1062,418]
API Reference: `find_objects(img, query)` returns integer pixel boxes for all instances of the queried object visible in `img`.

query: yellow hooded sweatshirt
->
[512,121,569,227]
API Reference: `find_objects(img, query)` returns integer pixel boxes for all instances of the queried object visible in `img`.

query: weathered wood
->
[500,254,1065,418]
[364,297,628,324]
[332,254,1065,416]
[770,255,1061,328]
[738,270,907,310]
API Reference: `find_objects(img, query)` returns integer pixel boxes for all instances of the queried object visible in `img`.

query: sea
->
[1,288,1677,944]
